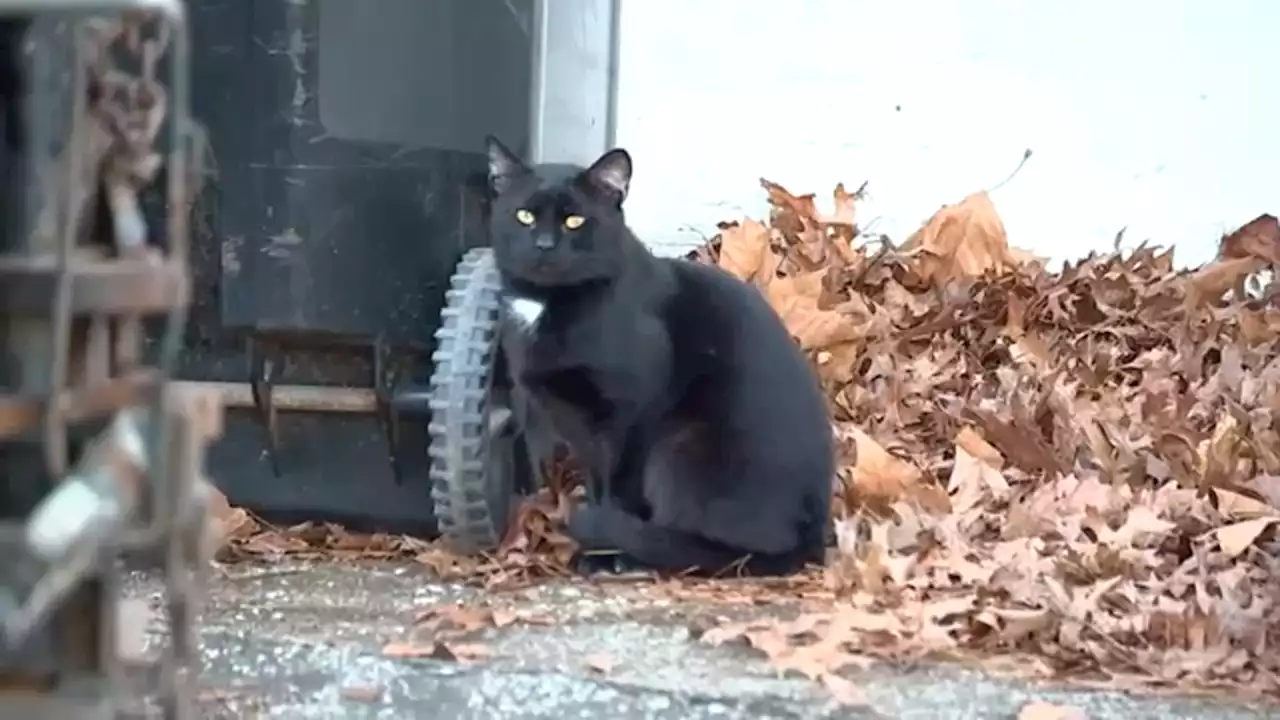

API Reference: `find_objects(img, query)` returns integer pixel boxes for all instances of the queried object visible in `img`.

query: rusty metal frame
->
[0,0,190,449]
[0,1,218,718]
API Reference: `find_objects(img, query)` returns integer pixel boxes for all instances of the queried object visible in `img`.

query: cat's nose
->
[534,234,556,250]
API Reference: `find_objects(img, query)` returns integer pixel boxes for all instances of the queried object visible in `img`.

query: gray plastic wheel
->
[426,247,516,553]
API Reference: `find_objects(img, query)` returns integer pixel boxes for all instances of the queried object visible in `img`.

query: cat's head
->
[485,135,634,287]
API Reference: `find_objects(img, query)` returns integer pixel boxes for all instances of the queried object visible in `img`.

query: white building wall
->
[613,0,1278,269]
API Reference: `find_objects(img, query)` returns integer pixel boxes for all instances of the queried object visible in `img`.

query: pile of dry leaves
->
[209,176,1280,700]
[687,183,1280,698]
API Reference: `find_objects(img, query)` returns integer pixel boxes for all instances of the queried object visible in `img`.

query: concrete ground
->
[123,561,1274,719]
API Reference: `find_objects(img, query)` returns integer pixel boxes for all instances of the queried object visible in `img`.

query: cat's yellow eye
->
[563,214,586,230]
[515,208,536,226]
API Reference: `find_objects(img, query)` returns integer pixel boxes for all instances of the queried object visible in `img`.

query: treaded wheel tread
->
[427,247,505,552]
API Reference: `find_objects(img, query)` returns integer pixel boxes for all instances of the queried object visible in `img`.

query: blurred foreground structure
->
[0,2,220,717]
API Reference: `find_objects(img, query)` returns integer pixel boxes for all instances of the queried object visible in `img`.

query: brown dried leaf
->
[819,673,870,707]
[208,486,258,544]
[902,191,1018,282]
[380,642,435,659]
[584,653,616,674]
[1211,487,1280,520]
[434,642,491,663]
[413,603,493,637]
[1218,213,1280,264]
[490,609,518,628]
[763,269,865,350]
[1017,701,1089,720]
[716,219,772,282]
[826,183,858,228]
[843,426,951,515]
[384,640,491,664]
[954,427,1004,469]
[1216,517,1279,558]
[686,186,1280,698]
[1185,256,1264,305]
[339,685,384,703]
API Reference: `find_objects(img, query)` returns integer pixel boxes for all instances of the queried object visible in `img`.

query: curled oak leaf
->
[1184,256,1265,307]
[825,182,861,229]
[760,178,820,239]
[1218,213,1280,264]
[901,191,1021,283]
[716,219,772,282]
[839,425,951,516]
[1216,517,1279,559]
[764,269,867,351]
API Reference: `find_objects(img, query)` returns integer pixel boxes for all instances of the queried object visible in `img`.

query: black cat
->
[486,136,834,577]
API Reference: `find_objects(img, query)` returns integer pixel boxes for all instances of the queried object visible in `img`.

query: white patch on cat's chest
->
[504,295,545,331]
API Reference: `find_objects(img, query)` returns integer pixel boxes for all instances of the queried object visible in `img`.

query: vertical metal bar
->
[604,0,621,150]
[0,17,27,256]
[43,18,90,478]
[132,0,187,550]
[0,16,31,402]
[526,0,546,163]
[164,0,186,266]
[527,0,618,165]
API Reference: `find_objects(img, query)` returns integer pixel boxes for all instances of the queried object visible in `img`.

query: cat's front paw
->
[567,503,614,575]
[572,550,627,576]
[565,502,621,549]
[566,503,644,576]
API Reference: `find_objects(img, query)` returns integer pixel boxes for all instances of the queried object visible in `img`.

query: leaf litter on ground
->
[205,180,1280,704]
[694,183,1280,701]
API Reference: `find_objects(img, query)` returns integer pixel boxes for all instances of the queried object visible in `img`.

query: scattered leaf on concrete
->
[819,673,870,707]
[584,653,616,674]
[380,642,435,659]
[432,642,492,663]
[1017,700,1089,720]
[339,684,384,703]
[413,603,493,636]
[381,641,491,664]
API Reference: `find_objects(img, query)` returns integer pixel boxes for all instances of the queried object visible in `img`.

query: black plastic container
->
[180,0,534,534]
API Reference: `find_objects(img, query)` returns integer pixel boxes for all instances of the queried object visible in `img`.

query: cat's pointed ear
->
[582,148,632,204]
[486,135,528,195]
